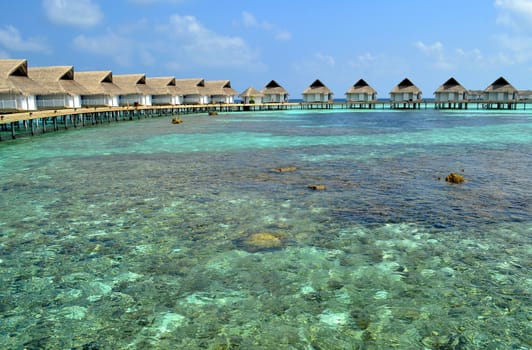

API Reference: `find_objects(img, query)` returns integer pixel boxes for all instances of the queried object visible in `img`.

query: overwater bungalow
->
[482,76,518,109]
[390,78,422,108]
[75,71,121,107]
[262,80,289,103]
[28,66,88,109]
[113,74,153,106]
[175,78,209,105]
[0,59,44,111]
[484,77,518,101]
[390,78,422,102]
[434,77,468,109]
[345,79,377,102]
[239,87,264,104]
[434,77,467,102]
[204,80,238,104]
[146,77,182,105]
[302,79,333,103]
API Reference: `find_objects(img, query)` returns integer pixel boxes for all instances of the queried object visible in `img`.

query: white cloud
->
[275,31,292,41]
[42,0,103,28]
[415,41,454,70]
[73,14,264,71]
[349,52,378,67]
[493,0,532,65]
[315,52,335,67]
[74,31,133,66]
[292,52,336,74]
[237,11,291,41]
[0,25,51,53]
[495,0,532,27]
[160,14,261,68]
[456,48,483,61]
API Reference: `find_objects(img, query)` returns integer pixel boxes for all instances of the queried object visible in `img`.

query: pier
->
[1,100,530,141]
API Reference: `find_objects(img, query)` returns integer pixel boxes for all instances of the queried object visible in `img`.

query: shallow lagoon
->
[0,109,530,349]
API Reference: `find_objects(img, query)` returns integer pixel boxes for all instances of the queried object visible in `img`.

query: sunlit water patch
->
[0,110,530,349]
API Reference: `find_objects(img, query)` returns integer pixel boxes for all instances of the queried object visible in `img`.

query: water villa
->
[434,77,468,109]
[239,87,263,104]
[113,74,153,107]
[302,79,333,103]
[204,80,238,104]
[28,66,88,110]
[262,80,289,103]
[390,78,423,109]
[175,78,208,105]
[345,79,377,108]
[483,76,518,109]
[146,77,182,105]
[0,59,43,111]
[74,71,121,107]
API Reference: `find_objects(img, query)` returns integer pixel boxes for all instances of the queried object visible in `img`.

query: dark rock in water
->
[445,173,465,184]
[235,232,285,252]
[274,166,297,172]
[171,117,183,124]
[308,184,326,190]
[208,111,218,116]
[82,341,101,350]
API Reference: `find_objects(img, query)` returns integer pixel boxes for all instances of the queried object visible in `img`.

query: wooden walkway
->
[1,100,530,141]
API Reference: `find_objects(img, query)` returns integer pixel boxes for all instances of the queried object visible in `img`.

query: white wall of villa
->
[346,93,375,102]
[35,94,82,109]
[210,95,234,104]
[183,94,209,104]
[485,91,517,101]
[242,96,262,104]
[119,94,152,106]
[152,94,182,105]
[303,93,331,103]
[390,92,421,102]
[434,92,467,102]
[81,95,119,107]
[0,93,38,111]
[263,94,287,103]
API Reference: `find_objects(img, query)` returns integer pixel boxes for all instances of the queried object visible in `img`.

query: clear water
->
[0,109,530,349]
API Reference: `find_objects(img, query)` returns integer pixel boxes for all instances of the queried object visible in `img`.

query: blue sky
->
[1,0,531,98]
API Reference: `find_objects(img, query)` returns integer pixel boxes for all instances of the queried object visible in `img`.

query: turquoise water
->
[0,110,530,349]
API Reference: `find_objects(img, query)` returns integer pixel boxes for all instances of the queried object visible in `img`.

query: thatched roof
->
[434,77,467,93]
[484,76,517,93]
[28,66,89,95]
[204,80,238,96]
[302,79,333,95]
[390,78,422,94]
[0,58,47,95]
[113,74,154,95]
[146,77,182,96]
[175,78,205,95]
[346,79,377,94]
[262,80,289,95]
[75,71,122,95]
[239,87,264,98]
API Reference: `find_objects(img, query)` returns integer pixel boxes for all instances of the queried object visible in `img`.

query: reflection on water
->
[0,110,530,349]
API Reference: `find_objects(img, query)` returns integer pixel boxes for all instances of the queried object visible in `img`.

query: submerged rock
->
[445,173,465,184]
[236,232,284,252]
[308,184,326,190]
[274,166,297,173]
